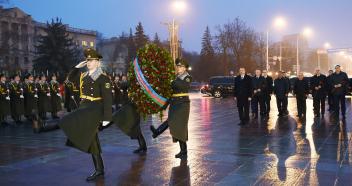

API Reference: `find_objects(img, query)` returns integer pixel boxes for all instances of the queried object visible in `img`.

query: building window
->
[90,41,94,47]
[82,41,87,46]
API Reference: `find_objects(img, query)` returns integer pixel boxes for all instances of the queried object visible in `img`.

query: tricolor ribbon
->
[133,57,167,107]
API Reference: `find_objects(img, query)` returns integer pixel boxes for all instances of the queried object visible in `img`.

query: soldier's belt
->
[80,95,102,101]
[172,93,189,97]
[73,90,79,92]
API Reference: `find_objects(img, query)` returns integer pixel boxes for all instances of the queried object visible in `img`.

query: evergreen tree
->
[196,26,217,81]
[33,18,82,76]
[200,26,215,57]
[134,22,149,50]
[153,33,161,47]
[127,28,137,62]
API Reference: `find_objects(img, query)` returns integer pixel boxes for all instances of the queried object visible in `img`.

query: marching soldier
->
[329,65,349,120]
[113,76,123,109]
[58,48,112,181]
[120,75,129,105]
[262,70,273,117]
[251,69,267,119]
[23,73,37,121]
[274,71,289,117]
[293,72,309,118]
[9,74,24,124]
[310,68,327,118]
[327,70,334,112]
[37,74,51,120]
[64,78,79,112]
[49,74,62,119]
[150,58,192,159]
[0,74,11,126]
[233,68,252,125]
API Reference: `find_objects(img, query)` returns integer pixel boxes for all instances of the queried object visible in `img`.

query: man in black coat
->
[274,71,290,117]
[326,70,334,112]
[310,68,327,117]
[262,70,273,117]
[293,72,309,118]
[234,68,252,125]
[329,65,349,120]
[251,70,267,119]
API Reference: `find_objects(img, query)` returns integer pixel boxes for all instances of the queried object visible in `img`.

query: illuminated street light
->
[266,16,287,71]
[171,0,187,16]
[324,42,331,49]
[302,27,313,37]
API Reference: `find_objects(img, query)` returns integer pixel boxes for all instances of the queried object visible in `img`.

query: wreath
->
[128,44,175,118]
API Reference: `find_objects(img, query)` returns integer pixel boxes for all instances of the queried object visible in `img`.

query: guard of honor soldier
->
[150,58,192,159]
[49,74,62,119]
[9,74,24,124]
[0,74,11,126]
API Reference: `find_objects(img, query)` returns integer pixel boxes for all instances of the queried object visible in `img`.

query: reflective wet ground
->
[0,93,351,186]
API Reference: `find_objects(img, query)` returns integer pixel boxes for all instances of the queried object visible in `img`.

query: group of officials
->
[0,72,129,127]
[234,65,350,125]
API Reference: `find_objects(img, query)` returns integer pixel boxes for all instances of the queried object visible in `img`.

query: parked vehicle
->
[200,76,235,98]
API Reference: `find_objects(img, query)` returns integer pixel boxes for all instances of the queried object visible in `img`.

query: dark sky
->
[5,0,352,53]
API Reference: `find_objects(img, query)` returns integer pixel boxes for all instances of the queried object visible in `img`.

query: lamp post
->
[296,27,313,75]
[165,0,187,62]
[266,16,286,71]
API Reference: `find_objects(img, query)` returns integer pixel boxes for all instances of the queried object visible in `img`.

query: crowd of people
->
[0,72,129,127]
[234,65,350,125]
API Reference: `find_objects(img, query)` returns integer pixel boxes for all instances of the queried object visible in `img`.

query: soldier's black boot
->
[86,154,104,182]
[133,133,147,154]
[175,141,187,159]
[150,120,169,138]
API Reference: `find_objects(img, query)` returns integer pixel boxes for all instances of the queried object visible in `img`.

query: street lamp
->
[165,0,187,62]
[296,27,313,75]
[266,16,287,71]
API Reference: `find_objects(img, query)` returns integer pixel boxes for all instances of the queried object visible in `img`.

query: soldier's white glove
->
[34,94,38,98]
[112,90,115,93]
[47,93,51,97]
[6,96,10,100]
[20,95,24,99]
[71,96,74,99]
[57,93,61,97]
[248,97,252,101]
[75,61,87,68]
[102,121,110,126]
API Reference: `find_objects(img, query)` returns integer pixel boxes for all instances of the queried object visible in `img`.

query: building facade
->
[0,6,96,73]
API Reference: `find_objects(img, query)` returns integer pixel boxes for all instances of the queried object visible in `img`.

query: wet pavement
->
[0,93,351,186]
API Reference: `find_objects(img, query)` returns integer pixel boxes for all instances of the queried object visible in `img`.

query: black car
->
[201,76,235,98]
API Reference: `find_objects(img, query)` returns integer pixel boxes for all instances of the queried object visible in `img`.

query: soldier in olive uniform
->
[58,48,112,181]
[23,73,37,121]
[37,75,51,120]
[120,75,129,106]
[150,58,191,159]
[49,74,62,119]
[0,74,11,126]
[113,76,123,109]
[9,74,25,124]
[64,78,79,112]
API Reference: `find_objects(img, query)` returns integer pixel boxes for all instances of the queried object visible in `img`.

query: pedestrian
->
[326,70,334,112]
[150,58,192,159]
[310,68,327,118]
[329,65,349,120]
[262,70,273,117]
[293,72,309,118]
[233,68,252,125]
[274,71,290,117]
[251,69,267,119]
